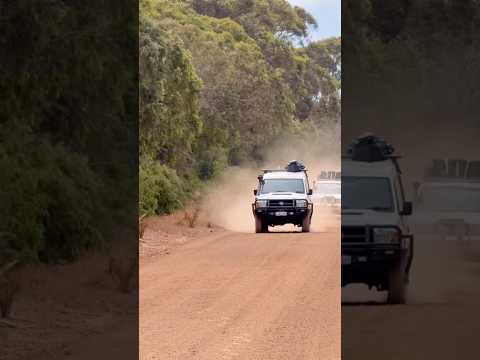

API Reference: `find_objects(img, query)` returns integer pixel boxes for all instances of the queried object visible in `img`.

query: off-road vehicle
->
[252,161,313,233]
[312,171,341,207]
[413,159,480,252]
[342,135,414,304]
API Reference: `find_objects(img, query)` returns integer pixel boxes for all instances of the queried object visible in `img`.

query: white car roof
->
[342,159,398,178]
[263,171,306,180]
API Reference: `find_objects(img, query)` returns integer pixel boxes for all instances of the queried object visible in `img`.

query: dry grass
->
[183,206,201,228]
[107,256,137,293]
[139,213,148,240]
[0,277,18,318]
[0,260,20,318]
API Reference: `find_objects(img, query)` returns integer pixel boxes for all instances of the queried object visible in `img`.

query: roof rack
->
[285,160,306,172]
[318,171,341,180]
[426,159,480,180]
[262,168,309,173]
[262,161,308,173]
[344,135,402,173]
[347,134,395,162]
[262,169,289,174]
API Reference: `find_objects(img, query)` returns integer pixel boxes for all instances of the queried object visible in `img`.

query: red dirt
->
[140,213,340,360]
[1,254,137,360]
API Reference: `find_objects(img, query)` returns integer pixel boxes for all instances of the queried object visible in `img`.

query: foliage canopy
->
[139,0,341,216]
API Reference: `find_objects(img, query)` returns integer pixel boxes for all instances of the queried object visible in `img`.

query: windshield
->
[342,176,394,211]
[315,182,340,195]
[417,185,480,212]
[260,179,305,194]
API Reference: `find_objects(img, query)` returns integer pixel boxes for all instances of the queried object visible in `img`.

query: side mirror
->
[401,201,413,216]
[253,189,258,196]
[308,189,313,195]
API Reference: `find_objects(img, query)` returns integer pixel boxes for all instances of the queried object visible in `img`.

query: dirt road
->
[140,221,340,360]
[342,237,480,359]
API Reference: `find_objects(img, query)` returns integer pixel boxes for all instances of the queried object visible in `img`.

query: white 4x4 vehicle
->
[312,176,341,207]
[342,136,414,304]
[252,161,313,233]
[412,159,480,252]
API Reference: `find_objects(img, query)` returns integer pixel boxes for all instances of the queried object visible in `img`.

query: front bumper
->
[342,243,404,265]
[253,205,312,225]
[342,244,403,287]
[342,236,414,287]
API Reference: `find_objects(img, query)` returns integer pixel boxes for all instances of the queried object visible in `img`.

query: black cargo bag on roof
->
[348,135,394,162]
[286,160,306,172]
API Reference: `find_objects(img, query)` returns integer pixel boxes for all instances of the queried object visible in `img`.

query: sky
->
[287,0,341,41]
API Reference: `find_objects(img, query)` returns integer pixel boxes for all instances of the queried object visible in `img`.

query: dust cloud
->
[202,167,258,233]
[263,121,340,176]
[311,206,340,233]
[202,123,341,233]
[407,236,480,304]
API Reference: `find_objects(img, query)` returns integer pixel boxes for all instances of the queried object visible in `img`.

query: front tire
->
[387,257,408,304]
[302,216,311,233]
[255,216,268,233]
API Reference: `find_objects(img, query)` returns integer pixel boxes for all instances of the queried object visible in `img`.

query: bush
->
[0,133,104,263]
[196,147,228,180]
[139,159,199,215]
[0,2,137,264]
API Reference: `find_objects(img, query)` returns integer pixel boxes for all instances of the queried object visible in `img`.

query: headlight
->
[373,228,400,244]
[256,199,267,208]
[296,199,307,208]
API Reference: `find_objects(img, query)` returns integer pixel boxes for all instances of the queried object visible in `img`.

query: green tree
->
[139,0,341,214]
[139,15,202,170]
[0,1,137,262]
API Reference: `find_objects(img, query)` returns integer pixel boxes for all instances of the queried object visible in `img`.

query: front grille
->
[268,199,294,208]
[342,226,368,243]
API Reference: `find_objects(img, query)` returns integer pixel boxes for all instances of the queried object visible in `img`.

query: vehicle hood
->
[256,192,308,200]
[341,209,401,227]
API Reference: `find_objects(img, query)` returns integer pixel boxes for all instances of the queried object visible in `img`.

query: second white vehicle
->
[312,174,341,207]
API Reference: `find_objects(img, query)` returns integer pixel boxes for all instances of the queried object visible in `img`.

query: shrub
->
[196,146,228,180]
[0,135,105,263]
[139,159,199,215]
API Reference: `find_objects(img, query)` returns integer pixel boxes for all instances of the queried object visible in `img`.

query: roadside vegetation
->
[0,0,341,269]
[343,0,480,139]
[0,3,137,265]
[139,0,341,217]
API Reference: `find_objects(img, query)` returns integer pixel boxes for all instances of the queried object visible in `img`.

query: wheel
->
[301,216,311,233]
[387,258,408,304]
[255,216,268,233]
